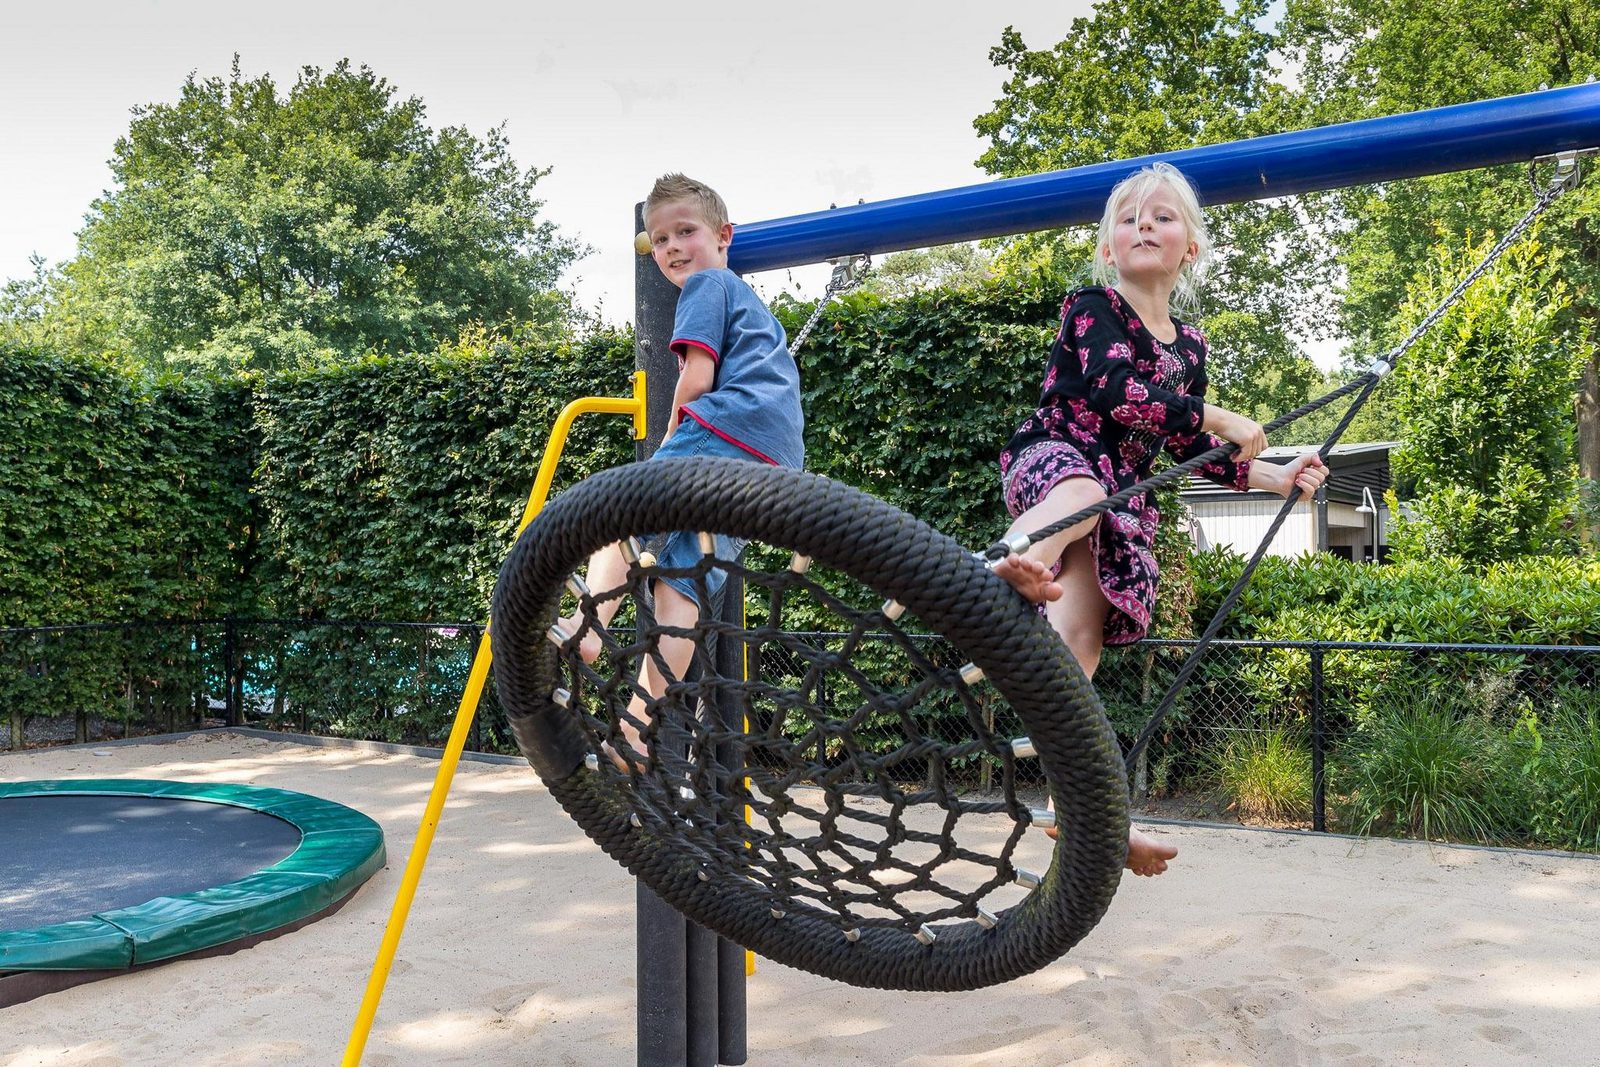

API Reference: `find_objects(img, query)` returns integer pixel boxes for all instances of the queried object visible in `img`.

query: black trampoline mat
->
[0,795,303,932]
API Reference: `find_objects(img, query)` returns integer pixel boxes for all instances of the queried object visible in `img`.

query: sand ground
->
[3,730,1599,1067]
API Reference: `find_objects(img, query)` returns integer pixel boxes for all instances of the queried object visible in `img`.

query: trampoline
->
[0,779,385,1006]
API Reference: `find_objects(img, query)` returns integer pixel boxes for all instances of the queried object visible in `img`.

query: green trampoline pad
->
[0,779,385,972]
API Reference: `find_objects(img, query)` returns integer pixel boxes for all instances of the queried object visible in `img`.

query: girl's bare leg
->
[992,476,1105,603]
[1001,489,1180,876]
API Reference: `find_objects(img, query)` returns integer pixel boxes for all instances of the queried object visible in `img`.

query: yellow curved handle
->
[343,371,646,1066]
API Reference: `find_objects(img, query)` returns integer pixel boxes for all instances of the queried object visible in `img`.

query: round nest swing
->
[491,456,1128,992]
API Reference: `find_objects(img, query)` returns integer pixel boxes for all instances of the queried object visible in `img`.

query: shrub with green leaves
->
[1384,236,1582,563]
[1497,688,1600,851]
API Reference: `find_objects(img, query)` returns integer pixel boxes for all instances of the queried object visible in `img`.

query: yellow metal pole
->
[343,372,646,1066]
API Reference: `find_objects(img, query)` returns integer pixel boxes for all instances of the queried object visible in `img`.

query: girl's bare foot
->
[1125,827,1177,876]
[1040,821,1177,877]
[992,554,1064,605]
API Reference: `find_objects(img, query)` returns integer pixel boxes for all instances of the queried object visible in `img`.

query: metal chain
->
[789,254,871,354]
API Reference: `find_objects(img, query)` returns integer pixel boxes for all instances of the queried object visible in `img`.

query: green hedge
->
[775,280,1060,545]
[0,344,255,745]
[0,343,254,624]
[251,327,634,620]
[0,327,634,745]
[5,286,1598,799]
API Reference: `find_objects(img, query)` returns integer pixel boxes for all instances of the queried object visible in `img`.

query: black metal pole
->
[633,195,750,1067]
[634,198,693,1067]
[638,880,688,1066]
[685,921,719,1067]
[1310,643,1326,833]
[223,615,240,727]
[713,578,748,1066]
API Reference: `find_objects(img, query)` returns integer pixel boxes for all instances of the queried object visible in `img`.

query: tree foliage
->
[1384,237,1581,561]
[1282,0,1599,340]
[859,243,995,300]
[1281,0,1600,533]
[3,59,580,373]
[972,0,1332,425]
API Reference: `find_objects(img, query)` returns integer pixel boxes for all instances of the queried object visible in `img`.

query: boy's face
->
[645,199,733,288]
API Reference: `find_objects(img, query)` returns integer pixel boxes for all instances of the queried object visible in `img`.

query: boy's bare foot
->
[1040,822,1177,877]
[601,719,649,773]
[1126,827,1177,876]
[992,553,1064,605]
[556,613,603,664]
[601,740,647,773]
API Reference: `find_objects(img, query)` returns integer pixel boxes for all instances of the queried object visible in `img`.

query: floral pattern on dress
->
[999,286,1251,645]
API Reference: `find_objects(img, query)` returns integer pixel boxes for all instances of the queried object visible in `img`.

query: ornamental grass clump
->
[1208,727,1313,824]
[1335,696,1496,843]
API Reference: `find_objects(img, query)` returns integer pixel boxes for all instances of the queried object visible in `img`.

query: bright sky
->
[1,0,1102,324]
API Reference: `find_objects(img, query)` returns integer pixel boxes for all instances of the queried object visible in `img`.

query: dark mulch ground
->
[0,714,226,752]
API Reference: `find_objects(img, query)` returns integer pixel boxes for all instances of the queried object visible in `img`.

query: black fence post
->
[1310,643,1326,833]
[223,615,241,727]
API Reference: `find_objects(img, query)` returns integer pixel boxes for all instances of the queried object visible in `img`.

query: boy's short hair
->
[644,173,730,231]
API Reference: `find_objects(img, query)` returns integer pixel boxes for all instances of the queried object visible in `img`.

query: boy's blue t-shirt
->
[669,268,805,470]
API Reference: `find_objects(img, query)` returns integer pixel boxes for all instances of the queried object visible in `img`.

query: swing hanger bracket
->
[826,253,872,291]
[1529,148,1587,195]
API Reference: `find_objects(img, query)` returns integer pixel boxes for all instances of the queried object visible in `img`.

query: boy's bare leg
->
[606,579,700,771]
[556,542,632,664]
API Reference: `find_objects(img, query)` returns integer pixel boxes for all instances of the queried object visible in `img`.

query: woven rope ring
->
[491,456,1129,991]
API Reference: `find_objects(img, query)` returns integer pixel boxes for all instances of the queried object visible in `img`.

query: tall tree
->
[859,243,994,300]
[972,0,1333,425]
[1283,0,1600,538]
[4,59,580,372]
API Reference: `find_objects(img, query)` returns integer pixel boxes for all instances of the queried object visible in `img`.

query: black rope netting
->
[491,457,1128,991]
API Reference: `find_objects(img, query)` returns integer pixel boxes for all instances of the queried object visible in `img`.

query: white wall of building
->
[1188,496,1388,559]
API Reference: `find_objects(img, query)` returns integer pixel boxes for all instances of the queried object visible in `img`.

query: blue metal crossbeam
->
[728,83,1600,274]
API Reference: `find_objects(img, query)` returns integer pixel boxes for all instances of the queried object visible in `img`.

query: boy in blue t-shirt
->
[557,173,804,769]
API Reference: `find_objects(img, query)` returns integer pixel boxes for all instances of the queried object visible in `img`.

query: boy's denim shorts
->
[645,417,756,607]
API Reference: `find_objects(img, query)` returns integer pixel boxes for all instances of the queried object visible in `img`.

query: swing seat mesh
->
[491,456,1129,990]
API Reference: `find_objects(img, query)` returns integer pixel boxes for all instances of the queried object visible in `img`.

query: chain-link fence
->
[1103,639,1600,848]
[5,619,1597,851]
[730,632,1600,852]
[0,619,514,755]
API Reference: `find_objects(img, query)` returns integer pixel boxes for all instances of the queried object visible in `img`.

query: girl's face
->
[1102,190,1197,290]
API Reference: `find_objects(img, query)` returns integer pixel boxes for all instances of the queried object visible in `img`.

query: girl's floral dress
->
[999,286,1251,645]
